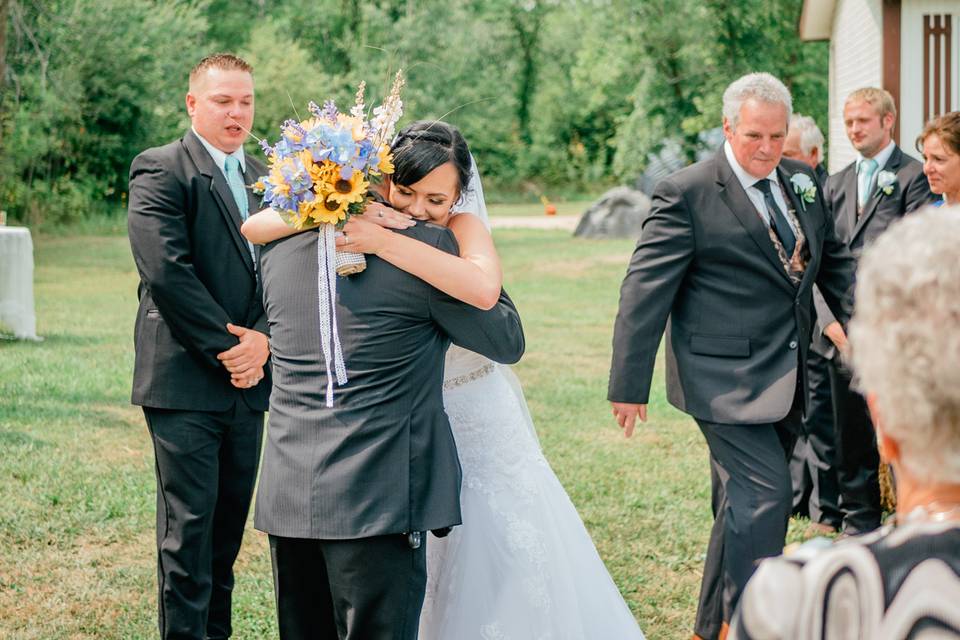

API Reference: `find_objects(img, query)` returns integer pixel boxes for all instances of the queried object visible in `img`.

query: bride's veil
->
[450,154,541,448]
[451,154,490,230]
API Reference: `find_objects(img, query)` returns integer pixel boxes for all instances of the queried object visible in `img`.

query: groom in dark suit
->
[255,226,525,639]
[127,54,269,640]
[608,73,856,640]
[814,87,934,534]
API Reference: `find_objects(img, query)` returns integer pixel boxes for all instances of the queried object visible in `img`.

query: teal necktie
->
[224,155,249,220]
[857,157,879,209]
[224,155,256,265]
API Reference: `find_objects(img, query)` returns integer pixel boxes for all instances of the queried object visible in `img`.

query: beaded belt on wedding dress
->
[443,363,495,390]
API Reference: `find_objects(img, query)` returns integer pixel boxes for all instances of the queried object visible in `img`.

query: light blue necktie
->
[857,157,878,210]
[224,155,249,219]
[224,155,256,265]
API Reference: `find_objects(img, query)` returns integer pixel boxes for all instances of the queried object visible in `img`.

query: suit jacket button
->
[789,340,798,349]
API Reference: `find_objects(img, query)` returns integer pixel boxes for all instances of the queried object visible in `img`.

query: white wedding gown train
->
[419,347,645,640]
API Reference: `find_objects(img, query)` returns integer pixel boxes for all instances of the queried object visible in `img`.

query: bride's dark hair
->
[390,121,472,197]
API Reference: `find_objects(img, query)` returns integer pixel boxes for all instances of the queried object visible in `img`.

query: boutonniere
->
[876,170,898,196]
[789,173,817,211]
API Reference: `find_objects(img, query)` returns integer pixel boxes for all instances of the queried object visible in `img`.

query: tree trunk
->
[510,4,542,146]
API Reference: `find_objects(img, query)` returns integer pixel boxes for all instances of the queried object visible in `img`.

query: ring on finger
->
[343,232,350,244]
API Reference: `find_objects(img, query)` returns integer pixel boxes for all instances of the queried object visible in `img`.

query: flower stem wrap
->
[317,224,348,407]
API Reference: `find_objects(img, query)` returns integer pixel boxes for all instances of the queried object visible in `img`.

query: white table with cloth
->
[0,226,40,340]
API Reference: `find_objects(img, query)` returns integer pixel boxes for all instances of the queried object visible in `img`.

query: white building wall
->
[828,0,884,173]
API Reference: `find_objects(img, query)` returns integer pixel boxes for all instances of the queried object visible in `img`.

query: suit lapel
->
[839,165,859,242]
[183,131,255,275]
[851,146,902,244]
[243,160,266,270]
[715,151,794,290]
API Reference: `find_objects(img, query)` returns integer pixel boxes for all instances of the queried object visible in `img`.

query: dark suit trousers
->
[790,351,842,527]
[828,362,882,533]
[144,403,264,640]
[269,534,427,640]
[694,409,799,640]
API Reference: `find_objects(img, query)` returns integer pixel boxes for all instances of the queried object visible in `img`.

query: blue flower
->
[320,100,339,121]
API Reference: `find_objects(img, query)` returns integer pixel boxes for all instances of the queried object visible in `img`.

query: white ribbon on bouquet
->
[316,224,348,407]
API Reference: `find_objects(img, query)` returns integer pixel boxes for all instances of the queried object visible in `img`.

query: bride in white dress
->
[243,121,644,639]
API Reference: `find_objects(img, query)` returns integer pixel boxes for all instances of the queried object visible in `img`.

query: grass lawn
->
[487,200,593,218]
[0,225,813,638]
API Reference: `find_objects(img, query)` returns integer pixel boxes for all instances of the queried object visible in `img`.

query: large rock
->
[573,186,651,239]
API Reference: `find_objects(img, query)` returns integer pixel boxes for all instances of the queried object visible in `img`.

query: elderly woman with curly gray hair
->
[730,205,960,639]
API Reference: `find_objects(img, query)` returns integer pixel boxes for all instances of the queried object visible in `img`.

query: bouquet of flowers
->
[254,71,404,275]
[253,72,404,407]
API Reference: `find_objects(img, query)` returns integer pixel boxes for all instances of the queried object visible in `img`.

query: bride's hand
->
[361,201,416,229]
[335,217,396,255]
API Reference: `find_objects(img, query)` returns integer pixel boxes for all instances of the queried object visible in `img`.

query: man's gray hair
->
[849,206,960,485]
[789,114,825,156]
[722,72,793,131]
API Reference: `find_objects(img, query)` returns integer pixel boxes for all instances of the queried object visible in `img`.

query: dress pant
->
[693,405,799,640]
[269,533,427,640]
[828,361,882,534]
[144,402,264,640]
[790,351,842,528]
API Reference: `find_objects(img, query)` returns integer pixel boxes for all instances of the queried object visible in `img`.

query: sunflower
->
[376,147,394,175]
[310,192,349,225]
[309,160,340,187]
[327,170,368,205]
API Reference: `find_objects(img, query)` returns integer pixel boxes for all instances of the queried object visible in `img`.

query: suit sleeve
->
[813,186,856,327]
[127,151,237,370]
[902,165,937,213]
[608,178,694,404]
[427,229,525,365]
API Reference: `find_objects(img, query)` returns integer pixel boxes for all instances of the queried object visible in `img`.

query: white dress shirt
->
[723,141,798,236]
[192,127,246,177]
[856,139,895,174]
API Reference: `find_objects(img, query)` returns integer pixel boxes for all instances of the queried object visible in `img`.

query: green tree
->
[2,0,206,224]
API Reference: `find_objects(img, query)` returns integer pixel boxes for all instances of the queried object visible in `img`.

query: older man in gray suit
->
[254,223,524,640]
[608,73,855,640]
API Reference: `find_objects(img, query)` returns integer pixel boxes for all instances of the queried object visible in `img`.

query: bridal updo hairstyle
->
[389,121,473,201]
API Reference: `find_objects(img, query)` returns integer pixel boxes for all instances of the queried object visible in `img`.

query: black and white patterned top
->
[730,520,960,639]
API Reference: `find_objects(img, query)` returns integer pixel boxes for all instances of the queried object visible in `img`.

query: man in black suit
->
[127,54,269,640]
[254,226,524,640]
[817,87,935,535]
[783,114,843,535]
[609,73,856,640]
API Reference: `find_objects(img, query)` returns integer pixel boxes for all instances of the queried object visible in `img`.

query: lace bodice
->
[444,345,493,382]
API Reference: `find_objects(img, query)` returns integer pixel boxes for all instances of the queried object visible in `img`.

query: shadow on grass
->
[2,402,138,431]
[0,429,49,448]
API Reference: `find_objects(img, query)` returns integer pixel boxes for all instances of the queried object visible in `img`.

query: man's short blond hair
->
[846,87,897,123]
[189,54,253,90]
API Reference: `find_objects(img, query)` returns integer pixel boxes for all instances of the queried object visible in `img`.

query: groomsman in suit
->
[609,73,855,640]
[782,114,843,535]
[127,54,269,640]
[818,87,935,535]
